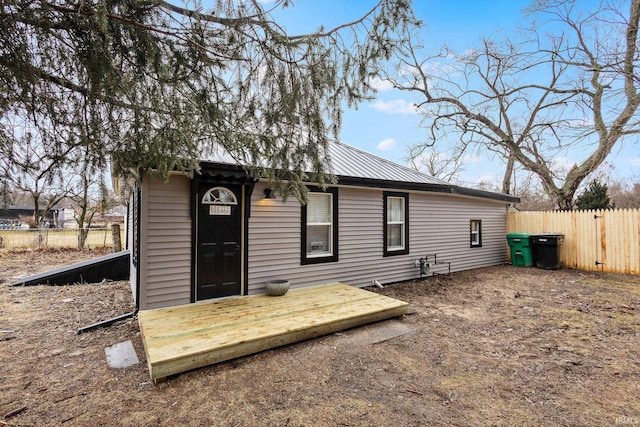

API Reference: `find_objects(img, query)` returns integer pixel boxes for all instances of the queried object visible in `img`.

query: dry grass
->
[1,250,639,426]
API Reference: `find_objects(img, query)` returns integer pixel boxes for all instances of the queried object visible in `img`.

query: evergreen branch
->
[0,56,170,114]
[159,0,382,42]
[42,2,241,61]
[286,1,381,40]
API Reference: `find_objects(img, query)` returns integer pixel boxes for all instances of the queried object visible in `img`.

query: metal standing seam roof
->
[199,139,520,203]
[325,140,448,185]
[201,139,447,185]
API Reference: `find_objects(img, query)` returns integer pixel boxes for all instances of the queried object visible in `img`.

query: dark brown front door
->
[196,184,243,300]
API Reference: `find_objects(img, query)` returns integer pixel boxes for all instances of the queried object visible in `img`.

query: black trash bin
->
[532,234,564,269]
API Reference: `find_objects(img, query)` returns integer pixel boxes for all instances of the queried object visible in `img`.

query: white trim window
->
[470,219,482,247]
[306,192,333,258]
[387,196,405,250]
[384,192,409,256]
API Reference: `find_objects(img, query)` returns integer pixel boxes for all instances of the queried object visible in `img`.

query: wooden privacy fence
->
[507,209,640,275]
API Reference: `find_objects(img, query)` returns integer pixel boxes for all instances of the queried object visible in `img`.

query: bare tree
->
[608,178,640,208]
[388,0,640,209]
[406,144,466,182]
[0,117,74,226]
[66,149,112,248]
[0,180,11,208]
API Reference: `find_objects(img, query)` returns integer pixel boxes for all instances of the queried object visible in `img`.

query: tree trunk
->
[502,155,515,194]
[78,228,88,248]
[33,197,39,226]
[546,188,573,210]
[558,193,574,210]
[111,224,122,252]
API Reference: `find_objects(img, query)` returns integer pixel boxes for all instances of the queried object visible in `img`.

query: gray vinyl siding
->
[140,175,192,309]
[137,178,508,309]
[409,193,506,274]
[246,182,508,293]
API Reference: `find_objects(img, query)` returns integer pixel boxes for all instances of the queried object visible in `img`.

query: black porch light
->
[263,188,276,199]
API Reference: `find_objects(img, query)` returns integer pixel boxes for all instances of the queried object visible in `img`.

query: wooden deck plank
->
[139,284,394,340]
[138,283,408,381]
[145,297,405,360]
[139,282,358,325]
[140,283,392,338]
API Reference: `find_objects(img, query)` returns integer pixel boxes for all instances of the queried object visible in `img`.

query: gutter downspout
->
[77,187,142,334]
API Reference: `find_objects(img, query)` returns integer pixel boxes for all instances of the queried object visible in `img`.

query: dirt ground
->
[1,249,639,426]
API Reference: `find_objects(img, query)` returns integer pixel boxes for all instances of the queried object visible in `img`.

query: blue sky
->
[265,0,640,188]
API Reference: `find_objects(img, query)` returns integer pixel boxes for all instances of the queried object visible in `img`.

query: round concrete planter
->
[265,280,290,296]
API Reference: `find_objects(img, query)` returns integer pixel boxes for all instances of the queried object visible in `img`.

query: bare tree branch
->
[390,0,640,208]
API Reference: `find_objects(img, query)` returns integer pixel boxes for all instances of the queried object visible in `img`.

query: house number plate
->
[209,205,231,216]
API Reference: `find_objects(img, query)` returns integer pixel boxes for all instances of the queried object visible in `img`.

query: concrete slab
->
[105,340,139,369]
[336,319,414,346]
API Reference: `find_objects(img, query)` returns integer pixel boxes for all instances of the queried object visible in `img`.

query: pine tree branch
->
[0,56,170,114]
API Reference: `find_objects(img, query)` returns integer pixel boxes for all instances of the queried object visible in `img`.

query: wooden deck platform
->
[138,282,408,382]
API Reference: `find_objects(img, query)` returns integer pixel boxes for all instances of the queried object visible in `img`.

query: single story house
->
[0,205,60,228]
[121,140,519,310]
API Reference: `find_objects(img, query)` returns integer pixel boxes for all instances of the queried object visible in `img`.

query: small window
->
[384,192,409,256]
[301,187,338,264]
[470,220,482,247]
[202,187,238,205]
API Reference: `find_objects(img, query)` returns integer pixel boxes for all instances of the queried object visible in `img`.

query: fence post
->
[111,224,122,252]
[37,229,48,249]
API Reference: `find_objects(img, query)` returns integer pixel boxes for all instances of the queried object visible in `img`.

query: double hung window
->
[470,220,482,247]
[301,187,338,264]
[384,192,409,256]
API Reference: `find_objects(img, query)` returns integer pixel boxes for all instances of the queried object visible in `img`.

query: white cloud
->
[368,77,394,91]
[551,157,577,174]
[462,155,482,164]
[370,99,419,115]
[376,138,397,151]
[421,61,459,76]
[626,157,640,166]
[475,172,501,184]
[573,117,595,127]
[457,172,502,191]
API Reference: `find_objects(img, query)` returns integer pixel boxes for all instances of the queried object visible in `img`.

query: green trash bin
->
[506,232,534,267]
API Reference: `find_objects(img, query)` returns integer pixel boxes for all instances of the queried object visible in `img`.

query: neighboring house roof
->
[103,204,127,217]
[1,205,63,212]
[200,139,520,204]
